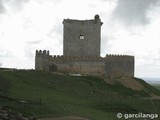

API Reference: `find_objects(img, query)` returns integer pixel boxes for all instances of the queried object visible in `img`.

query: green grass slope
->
[0,70,160,120]
[150,83,160,90]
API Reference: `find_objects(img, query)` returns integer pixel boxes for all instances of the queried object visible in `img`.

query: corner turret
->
[35,50,50,71]
[94,14,103,25]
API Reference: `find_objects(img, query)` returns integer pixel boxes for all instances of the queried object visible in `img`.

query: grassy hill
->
[154,85,160,90]
[0,70,160,120]
[150,83,160,90]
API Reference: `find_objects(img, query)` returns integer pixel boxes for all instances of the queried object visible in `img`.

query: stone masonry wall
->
[49,55,105,77]
[35,50,134,78]
[63,15,103,57]
[105,54,134,78]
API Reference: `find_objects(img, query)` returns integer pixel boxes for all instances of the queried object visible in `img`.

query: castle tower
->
[63,15,103,57]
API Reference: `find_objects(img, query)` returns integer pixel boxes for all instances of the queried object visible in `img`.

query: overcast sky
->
[0,0,160,78]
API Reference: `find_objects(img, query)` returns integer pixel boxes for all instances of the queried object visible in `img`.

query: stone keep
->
[63,15,103,56]
[35,15,135,78]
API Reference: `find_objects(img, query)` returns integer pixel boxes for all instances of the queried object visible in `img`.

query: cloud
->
[9,0,30,9]
[0,49,12,57]
[26,40,41,45]
[101,34,113,56]
[0,0,30,13]
[0,0,63,14]
[34,0,63,5]
[136,56,160,77]
[112,0,158,26]
[48,20,62,37]
[0,0,5,14]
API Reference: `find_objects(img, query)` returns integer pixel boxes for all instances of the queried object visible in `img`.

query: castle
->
[35,15,134,78]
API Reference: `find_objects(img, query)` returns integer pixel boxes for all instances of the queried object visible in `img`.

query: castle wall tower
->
[105,55,134,78]
[35,50,50,71]
[63,15,103,57]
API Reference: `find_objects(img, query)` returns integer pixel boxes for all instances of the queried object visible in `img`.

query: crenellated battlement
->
[105,54,133,57]
[50,55,104,63]
[63,15,103,26]
[105,54,134,61]
[36,50,50,56]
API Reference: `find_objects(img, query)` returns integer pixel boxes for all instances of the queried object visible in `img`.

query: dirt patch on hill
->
[116,77,145,90]
[105,77,144,91]
[38,116,89,120]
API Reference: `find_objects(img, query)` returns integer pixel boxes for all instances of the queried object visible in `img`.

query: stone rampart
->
[55,61,105,77]
[50,55,104,63]
[48,55,105,77]
[35,51,135,78]
[105,54,134,78]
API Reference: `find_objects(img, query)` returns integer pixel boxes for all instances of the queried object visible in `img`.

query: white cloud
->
[0,0,5,14]
[112,0,158,26]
